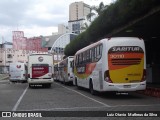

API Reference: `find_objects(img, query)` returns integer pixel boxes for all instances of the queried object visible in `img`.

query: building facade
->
[58,24,69,34]
[12,31,48,52]
[42,33,77,64]
[0,47,47,73]
[68,18,88,34]
[0,31,48,73]
[68,2,91,34]
[69,1,91,21]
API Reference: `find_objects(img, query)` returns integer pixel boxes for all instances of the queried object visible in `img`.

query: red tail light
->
[104,70,112,83]
[141,69,146,82]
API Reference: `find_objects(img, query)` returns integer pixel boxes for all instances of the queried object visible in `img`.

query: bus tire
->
[75,78,81,89]
[75,78,77,86]
[29,84,32,88]
[63,79,66,85]
[89,80,96,95]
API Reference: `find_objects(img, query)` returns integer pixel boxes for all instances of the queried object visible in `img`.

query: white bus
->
[53,63,59,81]
[58,56,74,84]
[9,62,27,82]
[28,53,54,88]
[73,37,146,94]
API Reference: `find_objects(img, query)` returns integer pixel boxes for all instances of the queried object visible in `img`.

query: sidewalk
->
[137,84,160,98]
[0,74,9,80]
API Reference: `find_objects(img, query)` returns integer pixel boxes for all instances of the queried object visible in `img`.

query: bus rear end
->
[104,37,146,92]
[28,54,53,87]
[31,64,52,79]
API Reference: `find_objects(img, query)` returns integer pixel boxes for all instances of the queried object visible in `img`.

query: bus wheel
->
[89,80,96,95]
[63,79,66,85]
[74,78,77,86]
[29,84,32,88]
[75,78,80,89]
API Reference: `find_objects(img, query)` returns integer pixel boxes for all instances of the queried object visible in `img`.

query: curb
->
[0,74,9,80]
[2,76,9,80]
[137,87,160,98]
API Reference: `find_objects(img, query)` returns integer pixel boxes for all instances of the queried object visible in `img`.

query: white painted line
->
[0,80,9,83]
[12,86,28,111]
[20,106,106,111]
[20,103,160,111]
[55,82,110,107]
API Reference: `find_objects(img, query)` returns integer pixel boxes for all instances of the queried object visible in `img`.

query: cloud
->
[0,0,68,27]
[0,0,34,26]
[0,0,113,42]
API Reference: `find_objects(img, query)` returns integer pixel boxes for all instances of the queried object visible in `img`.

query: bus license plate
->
[124,85,131,88]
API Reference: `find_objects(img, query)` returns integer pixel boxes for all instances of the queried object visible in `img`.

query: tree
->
[81,22,89,30]
[87,2,108,22]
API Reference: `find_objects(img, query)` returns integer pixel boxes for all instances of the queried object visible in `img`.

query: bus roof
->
[75,37,143,55]
[75,39,104,55]
[29,53,52,56]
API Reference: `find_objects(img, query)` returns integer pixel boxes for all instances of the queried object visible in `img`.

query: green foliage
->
[65,0,160,56]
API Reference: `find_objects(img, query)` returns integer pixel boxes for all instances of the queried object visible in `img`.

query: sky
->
[0,0,113,43]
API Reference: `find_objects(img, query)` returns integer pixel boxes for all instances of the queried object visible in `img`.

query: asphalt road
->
[0,80,160,120]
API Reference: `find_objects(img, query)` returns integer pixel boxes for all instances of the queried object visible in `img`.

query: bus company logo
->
[109,46,143,53]
[38,56,43,62]
[33,67,44,70]
[16,65,21,68]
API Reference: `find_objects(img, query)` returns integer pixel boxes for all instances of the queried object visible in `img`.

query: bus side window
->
[76,55,79,66]
[99,44,103,58]
[70,61,72,68]
[86,50,90,63]
[66,59,68,67]
[79,54,82,65]
[82,52,86,64]
[94,47,97,62]
[96,45,101,60]
[89,49,92,62]
[91,48,94,62]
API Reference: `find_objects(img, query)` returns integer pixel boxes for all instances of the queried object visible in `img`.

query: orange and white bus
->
[58,56,74,84]
[53,63,59,81]
[73,37,146,94]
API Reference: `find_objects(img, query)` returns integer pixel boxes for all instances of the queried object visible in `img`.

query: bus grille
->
[111,58,141,65]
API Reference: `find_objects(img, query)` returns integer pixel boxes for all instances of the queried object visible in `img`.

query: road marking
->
[12,86,28,111]
[20,106,107,111]
[20,103,160,111]
[55,82,110,107]
[0,80,9,83]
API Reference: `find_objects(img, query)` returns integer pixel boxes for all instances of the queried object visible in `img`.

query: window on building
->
[7,54,12,58]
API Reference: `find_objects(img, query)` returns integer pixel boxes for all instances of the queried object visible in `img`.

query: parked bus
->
[58,56,74,84]
[73,37,146,94]
[53,63,59,81]
[9,62,27,82]
[27,53,54,88]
